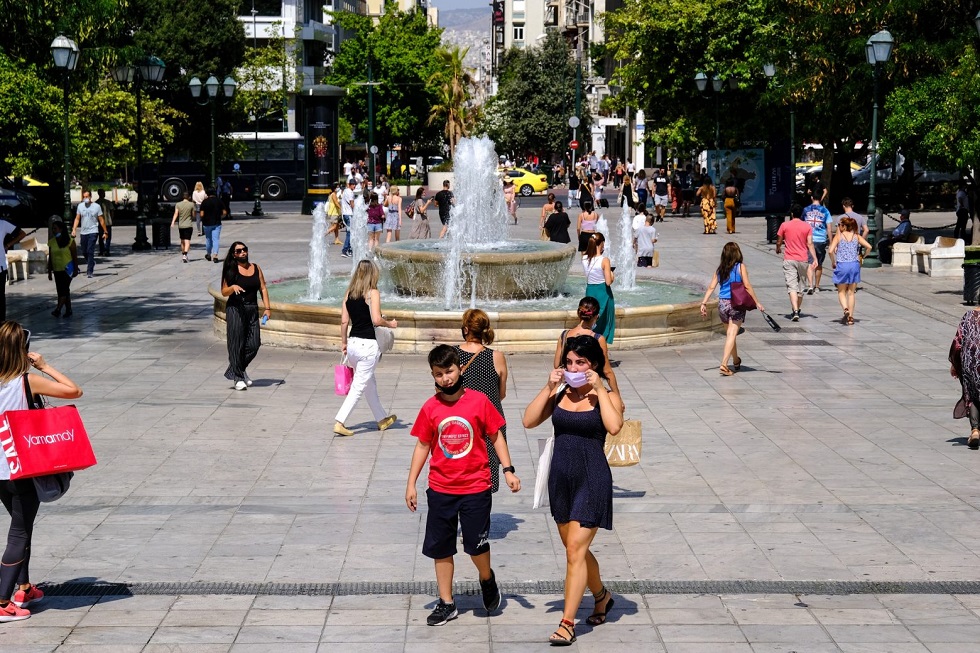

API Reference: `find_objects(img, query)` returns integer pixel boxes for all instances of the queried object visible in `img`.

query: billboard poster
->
[306,104,336,195]
[492,1,504,25]
[707,148,765,212]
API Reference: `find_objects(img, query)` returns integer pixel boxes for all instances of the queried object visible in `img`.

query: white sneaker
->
[244,373,253,387]
[235,381,247,391]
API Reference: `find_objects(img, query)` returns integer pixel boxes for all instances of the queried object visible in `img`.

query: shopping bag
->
[22,374,74,502]
[533,436,554,509]
[730,281,757,311]
[652,251,660,268]
[334,355,353,396]
[604,419,641,467]
[0,405,96,480]
[374,326,395,354]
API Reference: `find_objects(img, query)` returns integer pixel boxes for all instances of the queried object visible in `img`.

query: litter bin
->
[151,220,170,249]
[965,263,980,304]
[766,214,785,244]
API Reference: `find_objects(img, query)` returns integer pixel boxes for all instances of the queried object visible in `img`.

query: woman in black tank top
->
[221,241,270,390]
[334,260,398,436]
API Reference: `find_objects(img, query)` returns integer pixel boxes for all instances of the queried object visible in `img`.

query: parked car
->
[498,167,548,196]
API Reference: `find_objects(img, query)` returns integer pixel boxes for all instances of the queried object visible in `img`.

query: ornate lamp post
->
[862,28,894,268]
[695,72,724,219]
[189,75,238,189]
[250,96,271,217]
[112,56,165,250]
[763,63,796,201]
[50,35,80,222]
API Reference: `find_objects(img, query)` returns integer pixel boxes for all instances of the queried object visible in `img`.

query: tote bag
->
[532,436,554,509]
[334,354,353,396]
[24,375,75,502]
[0,405,96,480]
[729,264,757,311]
[604,419,642,467]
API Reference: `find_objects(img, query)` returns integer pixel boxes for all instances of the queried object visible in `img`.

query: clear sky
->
[434,0,489,10]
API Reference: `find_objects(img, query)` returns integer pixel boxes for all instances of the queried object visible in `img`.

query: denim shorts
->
[367,223,383,233]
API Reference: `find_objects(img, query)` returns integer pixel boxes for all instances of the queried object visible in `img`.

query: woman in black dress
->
[523,336,623,646]
[544,201,571,244]
[454,308,509,491]
[221,241,271,390]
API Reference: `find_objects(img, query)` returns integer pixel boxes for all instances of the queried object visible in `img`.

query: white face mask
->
[84,199,91,206]
[563,370,589,388]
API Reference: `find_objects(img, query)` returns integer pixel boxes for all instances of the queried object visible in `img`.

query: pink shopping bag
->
[334,356,353,396]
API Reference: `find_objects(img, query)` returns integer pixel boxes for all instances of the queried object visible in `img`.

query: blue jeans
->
[204,224,221,257]
[342,215,352,255]
[80,233,98,275]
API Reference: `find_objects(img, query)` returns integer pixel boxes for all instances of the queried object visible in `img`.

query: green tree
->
[0,54,63,179]
[482,32,589,160]
[427,46,474,159]
[327,3,443,156]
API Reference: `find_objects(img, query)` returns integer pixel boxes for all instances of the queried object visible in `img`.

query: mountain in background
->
[438,8,491,70]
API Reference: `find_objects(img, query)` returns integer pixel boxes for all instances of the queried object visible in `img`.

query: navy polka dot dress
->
[548,397,613,530]
[455,346,506,493]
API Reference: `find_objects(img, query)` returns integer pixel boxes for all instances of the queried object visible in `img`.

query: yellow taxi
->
[498,167,548,196]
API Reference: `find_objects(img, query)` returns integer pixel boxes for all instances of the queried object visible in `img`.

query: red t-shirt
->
[777,219,812,262]
[411,389,505,495]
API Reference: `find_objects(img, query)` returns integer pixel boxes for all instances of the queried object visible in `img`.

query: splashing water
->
[612,202,638,292]
[441,136,510,309]
[306,203,329,300]
[349,193,370,271]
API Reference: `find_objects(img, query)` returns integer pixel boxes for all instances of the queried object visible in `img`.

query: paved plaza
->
[2,201,980,652]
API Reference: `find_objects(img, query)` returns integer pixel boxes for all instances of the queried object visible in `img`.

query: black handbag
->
[23,375,74,502]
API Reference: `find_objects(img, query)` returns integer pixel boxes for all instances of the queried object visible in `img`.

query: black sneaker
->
[427,599,458,626]
[792,310,800,322]
[480,569,501,613]
[806,287,814,295]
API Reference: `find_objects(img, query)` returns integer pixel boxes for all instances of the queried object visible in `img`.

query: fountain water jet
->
[306,203,329,300]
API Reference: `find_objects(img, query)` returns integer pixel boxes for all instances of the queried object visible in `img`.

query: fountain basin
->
[208,273,724,353]
[375,239,577,301]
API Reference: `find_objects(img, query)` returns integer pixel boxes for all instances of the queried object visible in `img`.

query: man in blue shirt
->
[877,209,913,264]
[801,196,833,293]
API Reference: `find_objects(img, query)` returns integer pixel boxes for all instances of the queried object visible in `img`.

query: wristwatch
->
[502,466,516,475]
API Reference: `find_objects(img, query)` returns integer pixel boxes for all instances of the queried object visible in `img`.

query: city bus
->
[152,131,306,202]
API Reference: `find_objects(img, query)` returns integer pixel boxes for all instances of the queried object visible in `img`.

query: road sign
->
[570,140,579,150]
[568,116,580,129]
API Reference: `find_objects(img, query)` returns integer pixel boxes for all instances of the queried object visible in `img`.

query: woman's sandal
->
[846,315,855,326]
[549,618,576,646]
[719,364,734,376]
[843,309,850,324]
[969,429,980,450]
[586,587,615,626]
[732,357,742,372]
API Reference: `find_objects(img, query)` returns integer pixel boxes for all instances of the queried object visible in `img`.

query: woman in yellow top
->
[46,220,79,318]
[327,182,343,245]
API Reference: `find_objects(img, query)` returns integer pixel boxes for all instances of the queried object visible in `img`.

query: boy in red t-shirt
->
[406,345,521,626]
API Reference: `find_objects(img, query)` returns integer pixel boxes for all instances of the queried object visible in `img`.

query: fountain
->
[209,137,724,352]
[306,203,329,301]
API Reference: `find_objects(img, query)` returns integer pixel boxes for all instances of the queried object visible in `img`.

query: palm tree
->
[427,46,474,160]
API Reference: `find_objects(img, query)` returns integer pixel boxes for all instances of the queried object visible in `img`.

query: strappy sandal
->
[549,618,576,646]
[586,587,615,626]
[732,357,742,372]
[719,365,734,376]
[843,309,850,324]
[846,315,855,326]
[969,429,980,450]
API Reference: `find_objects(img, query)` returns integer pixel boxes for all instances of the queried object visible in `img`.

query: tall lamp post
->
[189,75,238,189]
[862,28,894,269]
[695,72,724,220]
[250,0,265,217]
[50,35,80,222]
[763,63,796,203]
[112,56,165,250]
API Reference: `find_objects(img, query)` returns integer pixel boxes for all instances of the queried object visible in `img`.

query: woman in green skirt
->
[581,232,615,344]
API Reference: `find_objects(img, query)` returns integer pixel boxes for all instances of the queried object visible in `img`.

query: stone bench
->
[913,236,964,278]
[5,250,28,283]
[892,237,924,270]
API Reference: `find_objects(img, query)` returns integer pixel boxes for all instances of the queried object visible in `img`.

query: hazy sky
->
[434,0,489,10]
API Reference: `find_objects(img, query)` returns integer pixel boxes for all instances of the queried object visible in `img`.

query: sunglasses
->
[234,247,248,254]
[23,329,30,352]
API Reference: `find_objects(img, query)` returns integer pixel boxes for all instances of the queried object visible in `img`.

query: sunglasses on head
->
[234,246,248,254]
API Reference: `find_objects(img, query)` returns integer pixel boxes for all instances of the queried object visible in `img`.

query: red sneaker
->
[12,584,43,608]
[0,602,30,622]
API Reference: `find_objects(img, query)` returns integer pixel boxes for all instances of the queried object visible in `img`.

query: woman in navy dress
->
[523,336,623,646]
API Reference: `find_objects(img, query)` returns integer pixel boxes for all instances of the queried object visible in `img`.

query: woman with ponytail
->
[582,232,615,344]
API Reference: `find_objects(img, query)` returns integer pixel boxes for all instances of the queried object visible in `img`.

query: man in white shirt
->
[634,214,658,267]
[71,189,107,278]
[341,179,356,258]
[0,218,26,320]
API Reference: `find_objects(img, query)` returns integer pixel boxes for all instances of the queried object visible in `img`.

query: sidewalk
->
[2,207,979,652]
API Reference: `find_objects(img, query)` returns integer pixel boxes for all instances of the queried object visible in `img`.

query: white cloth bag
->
[532,436,554,509]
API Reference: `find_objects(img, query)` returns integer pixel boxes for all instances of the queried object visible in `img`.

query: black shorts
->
[178,227,194,241]
[813,240,828,266]
[440,213,451,226]
[682,189,695,202]
[422,488,491,559]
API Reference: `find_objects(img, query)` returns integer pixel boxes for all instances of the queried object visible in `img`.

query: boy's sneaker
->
[480,569,501,613]
[792,310,800,322]
[12,585,43,608]
[0,602,30,622]
[426,599,458,626]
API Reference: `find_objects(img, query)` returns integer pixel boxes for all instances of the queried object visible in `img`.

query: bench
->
[892,237,924,270]
[913,236,964,278]
[5,250,28,283]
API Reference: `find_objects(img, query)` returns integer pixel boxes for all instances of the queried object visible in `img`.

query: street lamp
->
[50,35,80,222]
[763,63,796,200]
[862,28,894,268]
[189,74,237,189]
[112,55,165,250]
[250,96,271,217]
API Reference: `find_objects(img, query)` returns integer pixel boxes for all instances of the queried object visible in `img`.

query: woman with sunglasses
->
[523,335,623,645]
[0,321,83,622]
[221,242,270,390]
